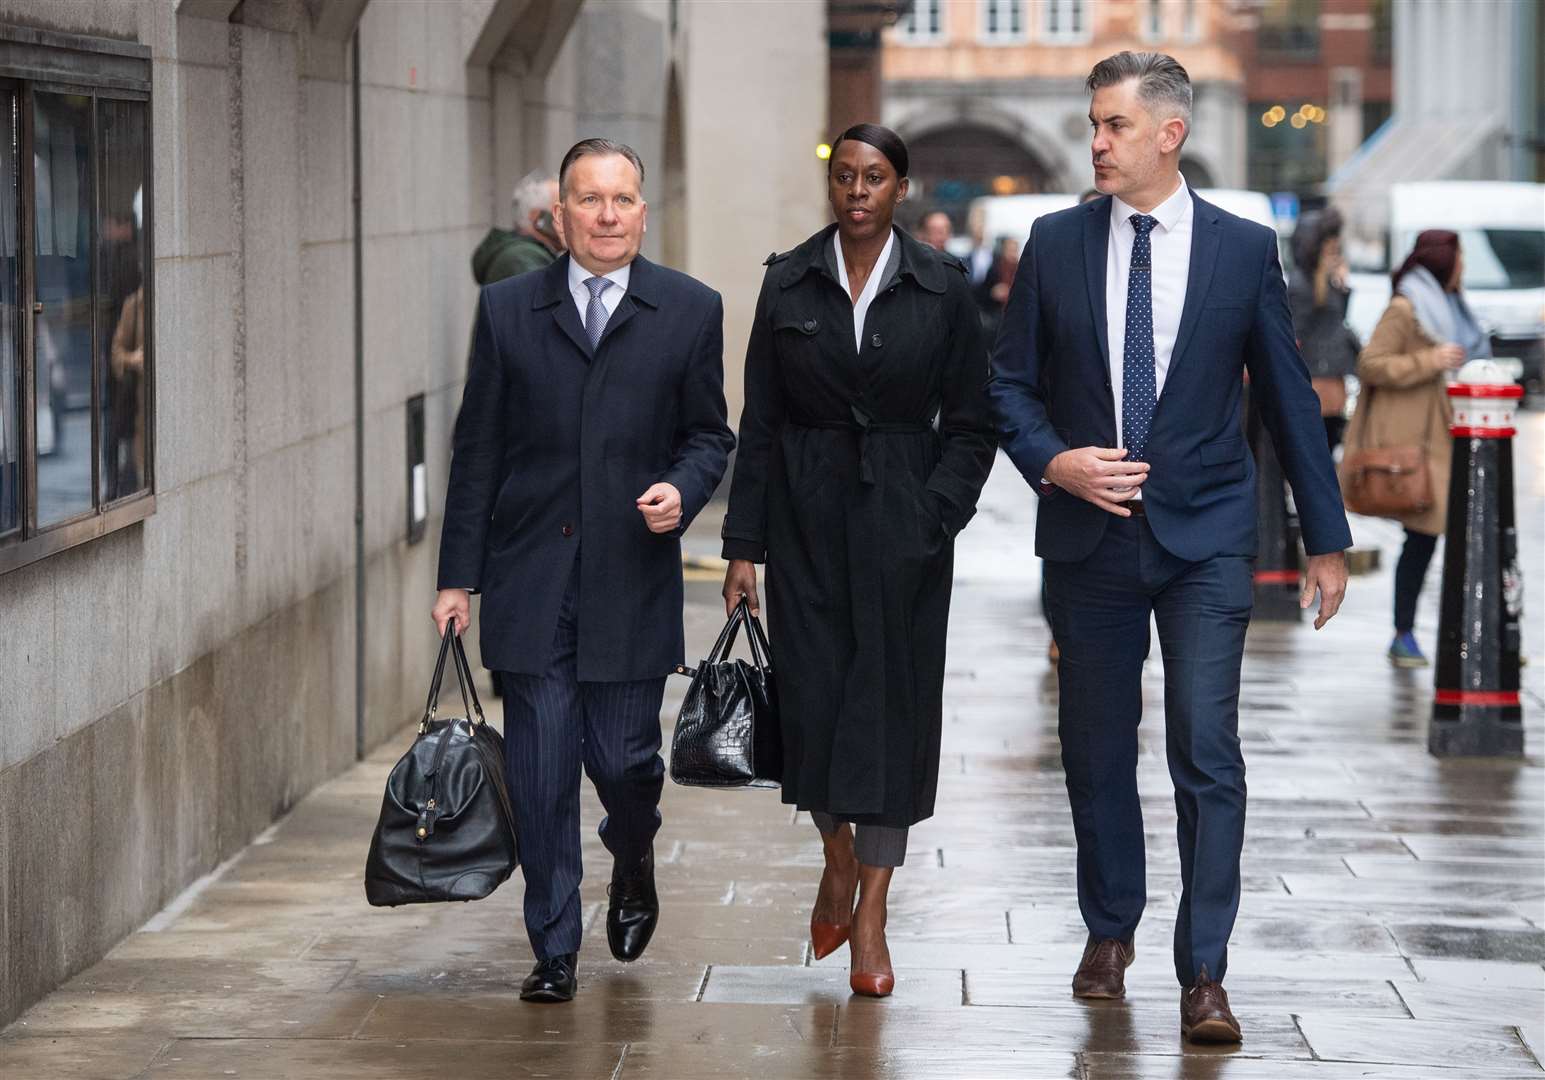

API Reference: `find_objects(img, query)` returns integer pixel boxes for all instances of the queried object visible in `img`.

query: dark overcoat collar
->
[533,253,663,357]
[776,222,952,295]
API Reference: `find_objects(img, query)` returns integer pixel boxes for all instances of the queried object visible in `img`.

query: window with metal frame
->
[895,0,945,43]
[1041,0,1090,44]
[0,25,154,576]
[980,0,1026,43]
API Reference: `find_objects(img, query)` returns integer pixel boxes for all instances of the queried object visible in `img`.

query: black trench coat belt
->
[790,404,932,485]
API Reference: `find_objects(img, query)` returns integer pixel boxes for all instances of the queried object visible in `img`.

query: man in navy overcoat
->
[434,139,734,1003]
[989,53,1351,1042]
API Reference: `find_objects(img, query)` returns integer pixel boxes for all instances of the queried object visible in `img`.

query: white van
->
[967,193,1079,253]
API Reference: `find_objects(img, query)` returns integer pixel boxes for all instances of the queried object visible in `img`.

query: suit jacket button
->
[803,319,817,333]
[561,523,574,538]
[871,332,883,348]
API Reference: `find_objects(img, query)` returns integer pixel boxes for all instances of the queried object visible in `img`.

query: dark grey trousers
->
[811,811,909,868]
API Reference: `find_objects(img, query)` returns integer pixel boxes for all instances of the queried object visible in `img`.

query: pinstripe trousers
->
[500,565,667,960]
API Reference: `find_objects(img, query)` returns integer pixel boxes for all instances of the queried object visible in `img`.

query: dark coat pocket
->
[1199,435,1247,482]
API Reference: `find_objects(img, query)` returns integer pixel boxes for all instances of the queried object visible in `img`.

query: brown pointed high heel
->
[810,855,857,960]
[847,915,894,997]
[849,968,895,998]
[811,919,850,961]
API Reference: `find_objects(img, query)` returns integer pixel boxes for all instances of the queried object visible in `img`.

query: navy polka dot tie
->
[1123,214,1159,462]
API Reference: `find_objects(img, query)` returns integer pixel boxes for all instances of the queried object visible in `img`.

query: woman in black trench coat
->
[720,124,995,997]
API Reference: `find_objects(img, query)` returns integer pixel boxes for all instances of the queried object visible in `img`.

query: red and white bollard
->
[1431,361,1524,757]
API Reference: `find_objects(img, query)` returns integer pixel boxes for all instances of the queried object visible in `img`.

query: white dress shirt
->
[833,227,896,351]
[568,256,630,328]
[1107,178,1192,450]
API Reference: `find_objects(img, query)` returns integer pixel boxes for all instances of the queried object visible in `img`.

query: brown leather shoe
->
[1071,936,1135,999]
[1181,970,1243,1043]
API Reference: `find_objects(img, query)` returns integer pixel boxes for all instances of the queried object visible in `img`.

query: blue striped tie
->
[1122,214,1159,461]
[584,276,612,349]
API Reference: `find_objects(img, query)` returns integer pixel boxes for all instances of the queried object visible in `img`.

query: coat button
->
[871,332,883,348]
[561,523,574,538]
[802,319,817,333]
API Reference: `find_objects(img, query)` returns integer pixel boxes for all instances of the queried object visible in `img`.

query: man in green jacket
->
[472,170,562,284]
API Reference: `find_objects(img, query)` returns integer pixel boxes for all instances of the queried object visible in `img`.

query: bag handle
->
[740,600,773,674]
[676,600,761,679]
[449,630,486,726]
[420,621,485,734]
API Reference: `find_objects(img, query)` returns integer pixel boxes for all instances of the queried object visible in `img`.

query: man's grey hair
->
[1087,51,1192,140]
[511,169,556,223]
[558,138,645,198]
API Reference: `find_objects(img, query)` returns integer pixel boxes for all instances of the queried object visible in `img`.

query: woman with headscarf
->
[1289,208,1361,451]
[1347,229,1490,667]
[719,124,995,997]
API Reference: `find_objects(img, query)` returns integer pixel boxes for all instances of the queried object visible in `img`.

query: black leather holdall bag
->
[669,598,782,788]
[364,625,518,905]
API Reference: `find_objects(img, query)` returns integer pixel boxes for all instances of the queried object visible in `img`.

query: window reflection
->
[33,91,93,527]
[98,99,147,503]
[0,91,18,536]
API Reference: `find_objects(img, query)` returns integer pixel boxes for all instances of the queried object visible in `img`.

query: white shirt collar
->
[833,227,897,352]
[568,255,631,296]
[1111,177,1189,234]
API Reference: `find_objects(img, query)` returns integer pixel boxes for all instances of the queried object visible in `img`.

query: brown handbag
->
[1340,385,1434,517]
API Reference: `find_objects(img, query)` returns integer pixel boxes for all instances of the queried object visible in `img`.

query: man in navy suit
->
[433,139,734,1003]
[989,53,1351,1042]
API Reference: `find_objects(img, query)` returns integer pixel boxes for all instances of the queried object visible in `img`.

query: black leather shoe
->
[607,848,660,962]
[519,953,577,1003]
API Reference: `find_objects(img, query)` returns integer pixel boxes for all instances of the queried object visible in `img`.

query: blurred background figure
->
[1289,208,1360,452]
[964,204,994,289]
[1345,229,1488,668]
[916,208,953,252]
[472,169,563,287]
[974,235,1020,342]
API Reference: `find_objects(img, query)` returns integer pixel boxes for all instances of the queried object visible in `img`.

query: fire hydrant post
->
[1430,360,1525,757]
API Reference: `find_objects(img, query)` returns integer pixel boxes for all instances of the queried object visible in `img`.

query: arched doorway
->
[902,122,1054,227]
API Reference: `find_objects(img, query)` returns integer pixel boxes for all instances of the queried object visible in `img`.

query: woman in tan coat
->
[1347,230,1489,666]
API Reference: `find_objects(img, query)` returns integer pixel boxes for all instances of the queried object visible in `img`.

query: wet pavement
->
[3,416,1542,1079]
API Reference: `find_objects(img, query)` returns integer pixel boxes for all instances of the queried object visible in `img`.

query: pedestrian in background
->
[974,235,1021,342]
[471,169,563,286]
[720,123,995,999]
[989,51,1350,1043]
[435,139,734,1004]
[1288,208,1360,452]
[965,203,994,287]
[917,208,953,252]
[1346,229,1488,668]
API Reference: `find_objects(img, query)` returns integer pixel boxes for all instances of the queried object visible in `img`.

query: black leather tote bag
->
[669,599,782,788]
[364,626,518,905]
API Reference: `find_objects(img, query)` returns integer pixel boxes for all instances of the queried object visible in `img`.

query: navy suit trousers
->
[1043,515,1252,985]
[500,567,667,960]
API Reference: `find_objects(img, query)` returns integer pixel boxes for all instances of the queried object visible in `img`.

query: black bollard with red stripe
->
[1430,365,1524,757]
[1246,388,1302,621]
